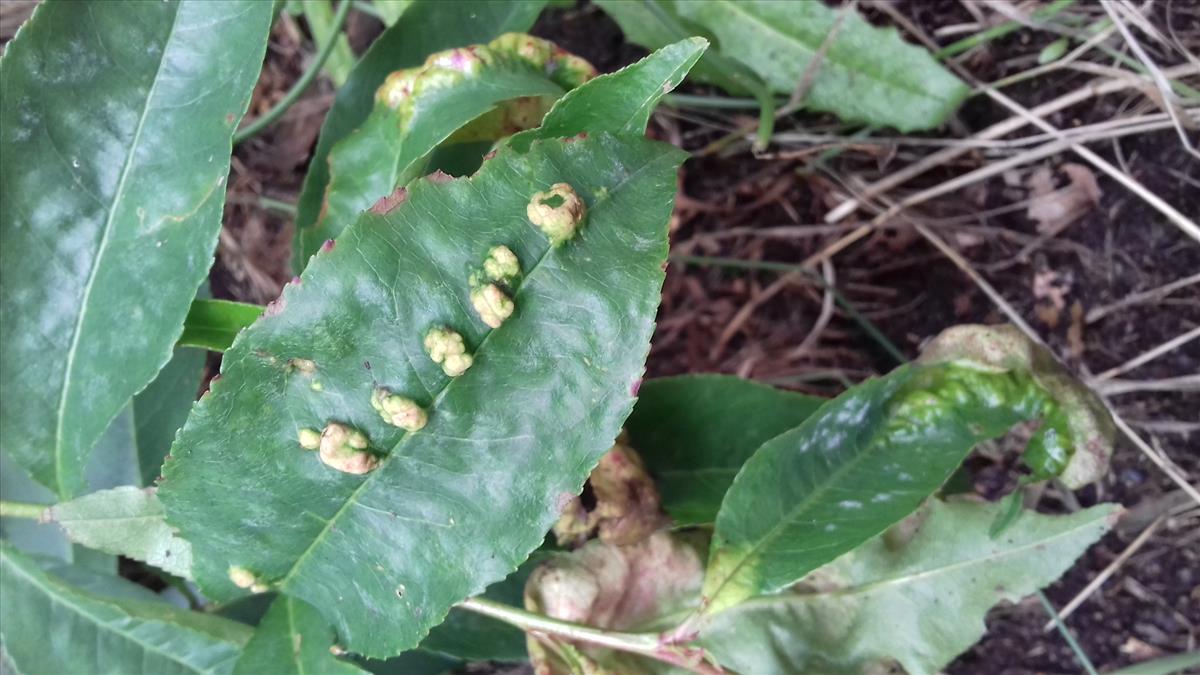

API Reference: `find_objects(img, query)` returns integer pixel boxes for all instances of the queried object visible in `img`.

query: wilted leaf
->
[43,486,192,578]
[0,544,252,675]
[233,596,366,675]
[0,0,273,498]
[700,500,1118,674]
[292,1,547,268]
[625,375,823,526]
[674,0,968,130]
[507,37,708,152]
[160,133,686,657]
[702,324,1114,613]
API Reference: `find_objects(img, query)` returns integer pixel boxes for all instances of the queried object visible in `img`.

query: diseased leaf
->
[295,34,595,262]
[673,0,968,130]
[180,299,265,353]
[0,0,273,498]
[160,133,687,657]
[43,486,193,578]
[700,501,1118,674]
[702,324,1115,613]
[234,596,366,675]
[625,375,823,526]
[0,544,252,675]
[507,37,708,152]
[293,0,546,270]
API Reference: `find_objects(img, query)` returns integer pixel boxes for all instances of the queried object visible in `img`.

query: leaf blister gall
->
[423,327,474,377]
[470,284,515,329]
[317,423,379,475]
[527,183,587,245]
[370,388,428,432]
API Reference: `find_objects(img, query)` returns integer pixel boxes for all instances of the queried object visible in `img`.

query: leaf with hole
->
[0,0,273,498]
[159,133,687,657]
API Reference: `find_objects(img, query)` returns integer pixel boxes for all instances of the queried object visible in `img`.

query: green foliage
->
[699,500,1117,674]
[598,0,968,130]
[180,300,265,353]
[234,596,366,674]
[44,487,193,578]
[625,375,823,525]
[159,133,686,657]
[0,545,252,674]
[0,0,273,499]
[293,0,546,269]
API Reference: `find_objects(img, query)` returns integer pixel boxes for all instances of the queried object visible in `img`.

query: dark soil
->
[210,2,1198,673]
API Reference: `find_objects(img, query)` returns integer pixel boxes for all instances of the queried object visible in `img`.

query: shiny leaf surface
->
[160,133,686,657]
[179,299,264,353]
[700,501,1117,674]
[293,0,546,269]
[674,0,968,130]
[625,375,823,526]
[0,0,273,498]
[703,325,1114,613]
[0,545,252,675]
[233,596,366,675]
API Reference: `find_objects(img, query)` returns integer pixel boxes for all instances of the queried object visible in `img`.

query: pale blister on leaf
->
[160,133,687,657]
[0,0,273,498]
[702,323,1115,614]
[700,501,1118,674]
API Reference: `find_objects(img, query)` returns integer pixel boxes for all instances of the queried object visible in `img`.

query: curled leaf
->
[553,437,669,548]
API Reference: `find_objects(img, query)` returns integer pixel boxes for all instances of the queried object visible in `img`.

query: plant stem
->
[233,0,352,145]
[258,195,298,216]
[1038,591,1099,675]
[457,597,724,674]
[936,0,1076,59]
[0,500,47,520]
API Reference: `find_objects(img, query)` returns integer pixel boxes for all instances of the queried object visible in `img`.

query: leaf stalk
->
[0,500,47,520]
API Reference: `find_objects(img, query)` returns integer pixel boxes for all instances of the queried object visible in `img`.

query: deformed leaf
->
[295,33,594,262]
[0,0,273,498]
[0,544,252,675]
[233,596,366,675]
[699,500,1118,674]
[160,133,687,657]
[625,375,823,526]
[674,0,969,130]
[702,324,1115,614]
[42,486,193,578]
[293,0,546,270]
[507,37,709,152]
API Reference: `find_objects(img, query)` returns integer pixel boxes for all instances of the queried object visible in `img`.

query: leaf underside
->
[0,0,272,498]
[161,133,686,657]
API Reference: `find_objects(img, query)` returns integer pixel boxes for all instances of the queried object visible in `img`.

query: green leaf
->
[371,0,414,26]
[358,651,461,675]
[293,0,546,270]
[303,0,356,87]
[507,37,708,152]
[0,544,252,675]
[295,34,595,263]
[1108,651,1200,675]
[234,596,366,675]
[0,0,273,499]
[699,500,1118,674]
[702,325,1115,613]
[43,486,193,578]
[672,0,968,130]
[419,560,535,661]
[625,375,823,526]
[180,299,265,352]
[134,347,206,484]
[160,133,687,657]
[593,0,762,97]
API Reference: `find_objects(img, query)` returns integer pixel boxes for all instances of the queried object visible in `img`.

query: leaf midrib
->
[2,552,226,674]
[279,146,680,593]
[710,0,948,103]
[53,3,183,498]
